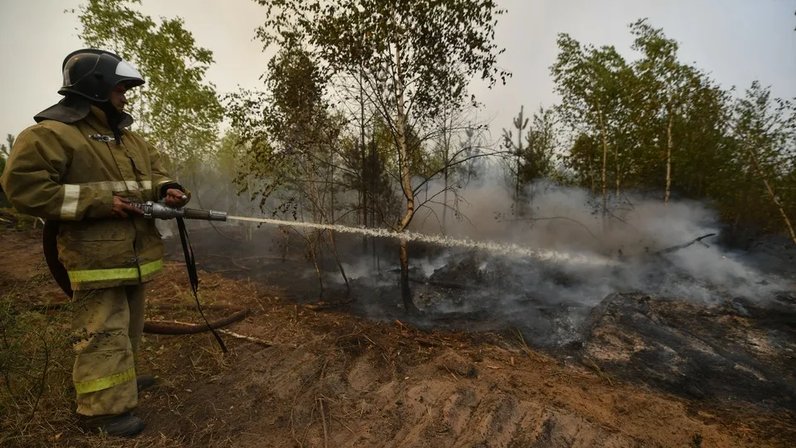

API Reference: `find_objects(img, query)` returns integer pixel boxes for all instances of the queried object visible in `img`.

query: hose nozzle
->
[134,201,228,221]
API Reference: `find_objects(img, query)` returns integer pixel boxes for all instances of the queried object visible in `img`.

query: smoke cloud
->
[184,171,792,346]
[378,178,792,345]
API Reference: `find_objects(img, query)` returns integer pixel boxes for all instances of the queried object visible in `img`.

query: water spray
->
[226,215,617,267]
[130,201,616,266]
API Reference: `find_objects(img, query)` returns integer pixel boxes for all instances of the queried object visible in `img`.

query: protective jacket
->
[1,103,178,290]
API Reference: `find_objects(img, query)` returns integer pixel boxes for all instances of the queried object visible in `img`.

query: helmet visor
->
[115,60,145,87]
[115,60,142,79]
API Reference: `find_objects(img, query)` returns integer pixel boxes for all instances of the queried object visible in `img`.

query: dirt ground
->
[1,223,794,447]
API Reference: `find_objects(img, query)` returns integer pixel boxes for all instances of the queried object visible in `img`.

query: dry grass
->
[0,275,75,448]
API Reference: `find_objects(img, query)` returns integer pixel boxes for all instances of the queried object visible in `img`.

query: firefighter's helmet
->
[58,49,145,101]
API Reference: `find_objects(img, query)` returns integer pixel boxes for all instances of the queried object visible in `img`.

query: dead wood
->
[217,329,274,347]
[143,308,250,334]
[654,233,716,255]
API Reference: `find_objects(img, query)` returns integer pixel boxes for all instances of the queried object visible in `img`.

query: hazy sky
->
[1,0,794,141]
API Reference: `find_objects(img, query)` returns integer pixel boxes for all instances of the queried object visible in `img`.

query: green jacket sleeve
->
[0,125,113,220]
[145,140,190,200]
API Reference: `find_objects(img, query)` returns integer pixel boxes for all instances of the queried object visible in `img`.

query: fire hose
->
[129,201,231,352]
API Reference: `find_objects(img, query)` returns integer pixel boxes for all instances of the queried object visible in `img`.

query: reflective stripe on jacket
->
[1,106,176,289]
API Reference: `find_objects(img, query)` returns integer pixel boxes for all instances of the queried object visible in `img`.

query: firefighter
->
[0,49,190,437]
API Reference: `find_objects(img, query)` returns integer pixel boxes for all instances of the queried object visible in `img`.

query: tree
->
[563,133,600,191]
[501,106,557,214]
[433,115,488,232]
[631,19,694,203]
[75,0,223,172]
[523,107,557,186]
[731,82,796,244]
[255,0,509,312]
[502,106,529,211]
[670,72,732,201]
[227,44,352,294]
[551,35,633,217]
[0,134,13,178]
[551,19,793,242]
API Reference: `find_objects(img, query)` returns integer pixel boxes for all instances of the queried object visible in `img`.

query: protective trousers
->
[71,284,145,416]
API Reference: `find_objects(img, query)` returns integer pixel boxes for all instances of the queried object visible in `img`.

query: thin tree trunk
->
[614,136,620,195]
[399,238,417,313]
[442,167,449,233]
[359,68,368,253]
[664,111,673,204]
[393,36,418,313]
[516,125,522,211]
[329,160,335,223]
[442,115,450,233]
[598,109,608,219]
[324,230,350,294]
[308,232,324,297]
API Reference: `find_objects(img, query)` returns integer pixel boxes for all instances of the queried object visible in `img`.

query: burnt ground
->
[188,224,796,413]
[1,217,795,447]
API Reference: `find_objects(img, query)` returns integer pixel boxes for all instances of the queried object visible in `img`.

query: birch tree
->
[732,82,796,244]
[551,35,631,217]
[255,0,509,312]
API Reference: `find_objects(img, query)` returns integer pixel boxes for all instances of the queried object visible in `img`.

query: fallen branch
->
[654,233,716,255]
[305,299,354,311]
[144,308,249,334]
[217,329,273,347]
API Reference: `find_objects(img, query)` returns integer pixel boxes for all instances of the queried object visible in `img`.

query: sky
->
[1,0,795,141]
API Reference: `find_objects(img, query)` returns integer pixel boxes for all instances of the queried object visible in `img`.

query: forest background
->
[1,0,794,309]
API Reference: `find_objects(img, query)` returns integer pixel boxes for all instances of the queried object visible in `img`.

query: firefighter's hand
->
[112,195,143,218]
[164,188,190,208]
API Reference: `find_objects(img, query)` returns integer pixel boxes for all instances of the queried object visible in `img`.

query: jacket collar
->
[88,105,134,130]
[34,96,91,124]
[34,96,134,129]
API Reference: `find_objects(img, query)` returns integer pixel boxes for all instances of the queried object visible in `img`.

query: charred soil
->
[0,222,794,447]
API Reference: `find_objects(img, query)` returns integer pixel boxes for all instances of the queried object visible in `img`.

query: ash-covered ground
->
[181,224,795,416]
[180,182,796,415]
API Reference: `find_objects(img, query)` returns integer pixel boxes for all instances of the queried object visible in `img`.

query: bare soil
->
[1,222,794,447]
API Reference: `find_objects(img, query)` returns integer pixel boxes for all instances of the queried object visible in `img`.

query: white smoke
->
[408,178,790,306]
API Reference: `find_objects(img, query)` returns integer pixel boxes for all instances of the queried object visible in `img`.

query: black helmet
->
[58,49,145,102]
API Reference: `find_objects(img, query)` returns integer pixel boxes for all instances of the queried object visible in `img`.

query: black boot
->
[136,374,157,392]
[78,412,145,437]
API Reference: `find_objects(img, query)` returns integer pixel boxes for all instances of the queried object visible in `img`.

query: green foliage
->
[502,106,558,204]
[563,133,600,190]
[75,0,223,171]
[0,134,13,177]
[227,45,345,221]
[253,0,509,309]
[550,19,795,239]
[552,34,636,203]
[255,0,508,230]
[338,117,402,225]
[256,0,509,124]
[1,134,15,206]
[726,82,796,234]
